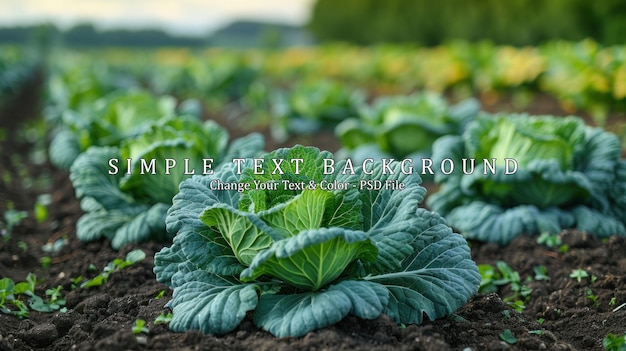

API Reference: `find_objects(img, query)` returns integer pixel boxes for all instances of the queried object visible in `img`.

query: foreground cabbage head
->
[154,145,480,338]
[427,113,626,244]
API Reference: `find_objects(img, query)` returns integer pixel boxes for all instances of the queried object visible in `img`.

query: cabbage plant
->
[335,92,480,162]
[270,80,364,141]
[49,90,186,169]
[154,145,480,338]
[69,116,263,249]
[427,113,626,244]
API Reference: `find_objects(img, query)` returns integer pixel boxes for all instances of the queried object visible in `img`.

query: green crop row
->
[64,40,626,120]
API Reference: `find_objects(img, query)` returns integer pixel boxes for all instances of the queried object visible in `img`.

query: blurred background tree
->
[308,0,626,46]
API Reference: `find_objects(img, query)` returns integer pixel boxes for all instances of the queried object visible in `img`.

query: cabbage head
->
[70,116,264,249]
[154,145,480,338]
[49,90,186,169]
[335,92,480,162]
[427,113,626,244]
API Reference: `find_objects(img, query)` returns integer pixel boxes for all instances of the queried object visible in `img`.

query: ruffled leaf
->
[368,214,480,324]
[254,280,388,338]
[168,272,258,335]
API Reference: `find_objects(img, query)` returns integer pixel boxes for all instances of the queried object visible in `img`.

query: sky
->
[0,0,315,36]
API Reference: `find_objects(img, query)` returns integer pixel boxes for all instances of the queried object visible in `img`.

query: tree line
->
[0,23,207,48]
[308,0,626,46]
[0,22,309,48]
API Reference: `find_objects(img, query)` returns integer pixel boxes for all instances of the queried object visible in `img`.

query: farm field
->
[1,43,626,351]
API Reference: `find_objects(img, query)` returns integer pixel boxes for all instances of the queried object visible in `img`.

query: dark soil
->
[1,83,625,351]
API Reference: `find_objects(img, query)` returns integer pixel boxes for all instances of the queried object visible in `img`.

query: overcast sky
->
[0,0,315,36]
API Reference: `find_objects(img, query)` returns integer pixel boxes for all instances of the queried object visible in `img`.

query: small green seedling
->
[154,312,173,325]
[554,308,562,317]
[497,261,533,302]
[499,329,518,344]
[508,300,526,313]
[46,286,64,303]
[81,249,146,288]
[478,261,533,306]
[1,209,28,240]
[536,232,561,248]
[603,333,626,351]
[34,194,51,223]
[12,300,29,318]
[0,274,65,317]
[41,237,68,253]
[533,265,550,281]
[132,319,149,335]
[586,288,600,307]
[70,276,83,290]
[0,277,15,314]
[80,274,106,288]
[154,290,165,300]
[478,264,499,293]
[536,232,570,252]
[31,285,66,312]
[34,203,47,223]
[17,241,28,252]
[40,256,52,269]
[570,269,589,282]
[13,273,38,295]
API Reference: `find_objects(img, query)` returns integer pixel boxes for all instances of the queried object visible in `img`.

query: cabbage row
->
[82,40,626,118]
